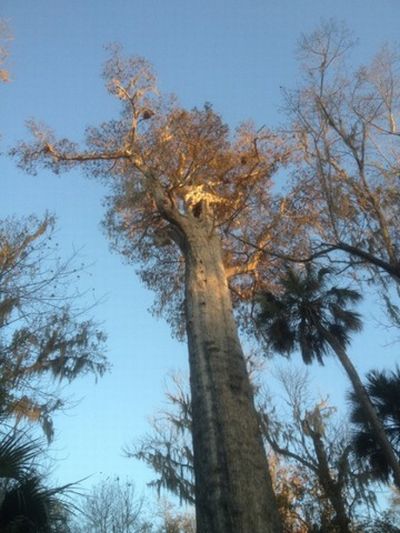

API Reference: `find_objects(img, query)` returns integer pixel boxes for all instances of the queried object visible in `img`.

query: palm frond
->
[255,264,363,365]
[267,318,296,354]
[0,432,76,532]
[0,433,40,480]
[0,475,50,532]
[328,287,362,306]
[328,323,352,349]
[348,367,400,482]
[352,430,391,482]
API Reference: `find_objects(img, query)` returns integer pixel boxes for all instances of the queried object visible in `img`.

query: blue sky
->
[1,0,399,504]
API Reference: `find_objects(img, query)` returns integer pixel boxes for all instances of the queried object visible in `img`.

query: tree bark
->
[306,426,351,533]
[182,222,282,533]
[325,331,400,489]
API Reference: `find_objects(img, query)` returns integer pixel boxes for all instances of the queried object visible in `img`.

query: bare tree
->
[1,29,107,440]
[259,368,377,532]
[70,477,150,533]
[282,21,400,289]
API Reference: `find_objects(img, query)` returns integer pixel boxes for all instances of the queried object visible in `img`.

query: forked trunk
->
[182,224,281,533]
[326,331,400,488]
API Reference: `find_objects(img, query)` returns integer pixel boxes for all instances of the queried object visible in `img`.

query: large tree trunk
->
[326,331,400,488]
[182,223,282,533]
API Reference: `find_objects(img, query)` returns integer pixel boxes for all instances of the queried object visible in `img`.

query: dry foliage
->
[12,47,297,337]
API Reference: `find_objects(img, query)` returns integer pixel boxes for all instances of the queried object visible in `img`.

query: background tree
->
[130,369,387,532]
[69,476,151,533]
[0,214,108,441]
[259,368,378,532]
[132,374,194,505]
[349,367,400,484]
[282,20,400,290]
[255,265,400,488]
[0,23,106,532]
[68,480,196,533]
[12,48,295,532]
[153,498,195,533]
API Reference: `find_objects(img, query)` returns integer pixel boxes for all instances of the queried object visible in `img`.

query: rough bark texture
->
[181,222,282,533]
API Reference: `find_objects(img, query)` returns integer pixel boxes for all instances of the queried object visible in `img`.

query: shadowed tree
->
[0,431,74,533]
[0,214,108,441]
[11,48,294,532]
[349,367,400,483]
[255,265,400,488]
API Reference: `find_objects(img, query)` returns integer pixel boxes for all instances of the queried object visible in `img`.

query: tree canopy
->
[12,48,295,337]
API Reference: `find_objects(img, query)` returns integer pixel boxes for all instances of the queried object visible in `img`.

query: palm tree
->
[0,431,72,532]
[349,367,400,483]
[255,265,400,488]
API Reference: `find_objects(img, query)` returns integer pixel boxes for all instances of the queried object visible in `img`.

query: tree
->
[0,24,105,531]
[132,370,383,532]
[69,476,151,533]
[132,374,195,505]
[153,498,196,533]
[349,367,400,483]
[282,21,400,288]
[259,369,377,533]
[0,214,108,440]
[255,265,400,488]
[12,48,293,532]
[0,21,107,441]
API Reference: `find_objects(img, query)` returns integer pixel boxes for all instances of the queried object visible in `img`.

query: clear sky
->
[1,0,399,504]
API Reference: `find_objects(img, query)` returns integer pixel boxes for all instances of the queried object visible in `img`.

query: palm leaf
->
[0,434,39,480]
[0,432,77,532]
[349,367,400,481]
[256,265,363,365]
